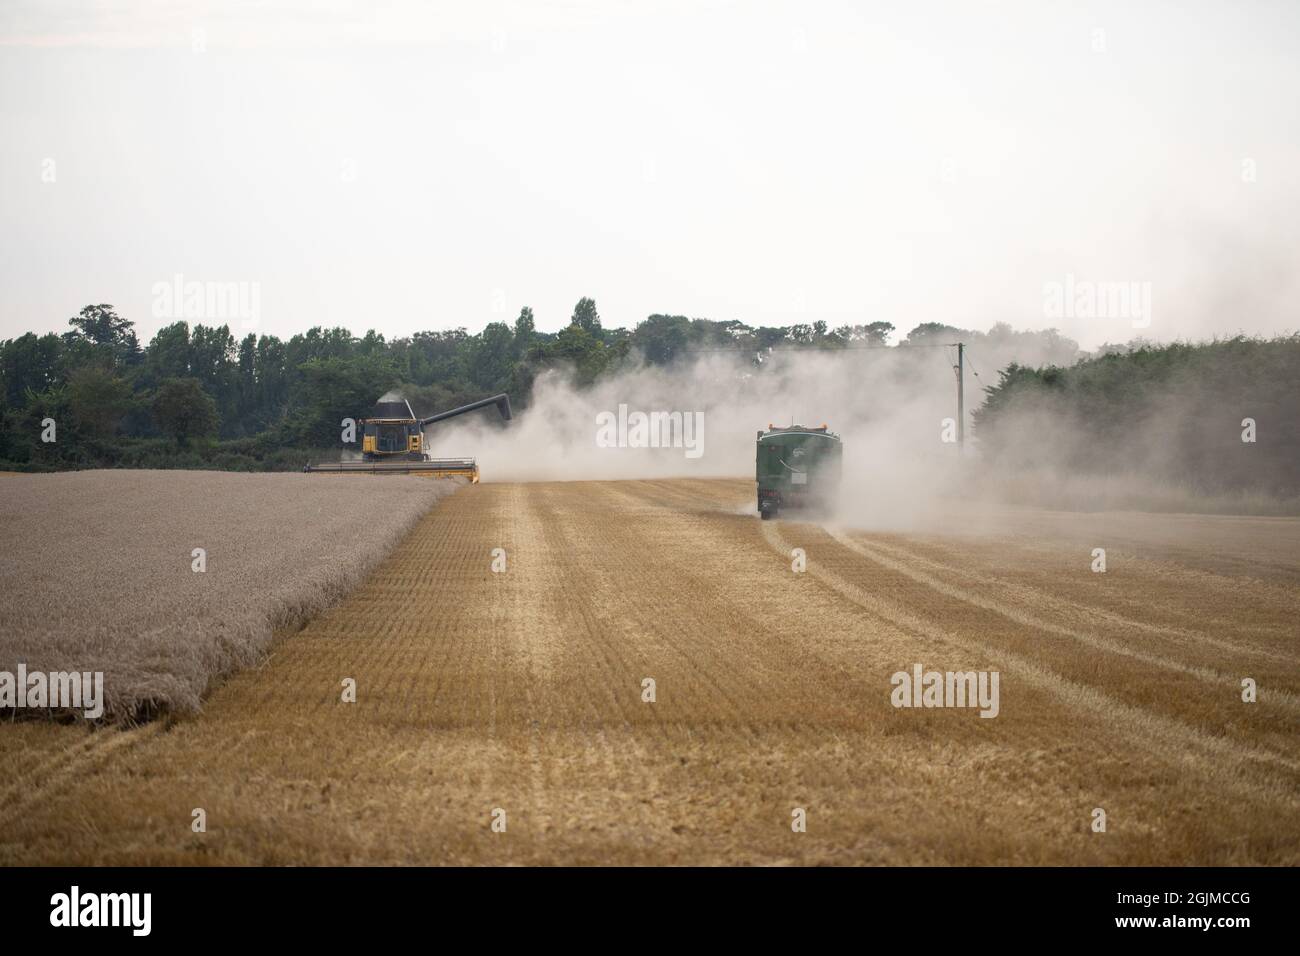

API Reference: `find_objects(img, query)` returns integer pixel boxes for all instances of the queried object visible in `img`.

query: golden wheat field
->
[0,471,458,718]
[1,477,1297,865]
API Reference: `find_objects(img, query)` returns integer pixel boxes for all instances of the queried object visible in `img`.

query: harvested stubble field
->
[1,477,1297,865]
[0,470,458,718]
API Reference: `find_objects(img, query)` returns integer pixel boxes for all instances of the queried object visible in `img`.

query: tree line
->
[973,335,1300,497]
[3,299,1077,471]
[6,299,1293,498]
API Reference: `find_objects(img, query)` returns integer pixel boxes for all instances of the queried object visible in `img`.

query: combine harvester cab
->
[755,423,842,520]
[306,393,512,481]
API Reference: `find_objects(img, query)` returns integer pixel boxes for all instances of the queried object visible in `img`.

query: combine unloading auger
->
[305,393,512,480]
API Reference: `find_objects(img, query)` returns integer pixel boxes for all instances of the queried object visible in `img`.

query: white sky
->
[1,0,1297,349]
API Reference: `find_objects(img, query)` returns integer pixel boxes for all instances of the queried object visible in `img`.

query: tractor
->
[755,424,842,520]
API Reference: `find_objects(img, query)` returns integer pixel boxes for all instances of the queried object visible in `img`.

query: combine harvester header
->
[306,393,512,481]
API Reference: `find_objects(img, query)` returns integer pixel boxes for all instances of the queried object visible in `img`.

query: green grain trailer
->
[755,424,842,520]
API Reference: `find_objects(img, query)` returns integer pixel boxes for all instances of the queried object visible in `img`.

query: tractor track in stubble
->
[822,527,1300,713]
[759,520,1300,797]
[0,722,164,832]
[834,530,1297,666]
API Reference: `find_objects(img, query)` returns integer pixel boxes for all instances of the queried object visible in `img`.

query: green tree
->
[146,322,192,382]
[571,297,602,335]
[830,322,895,346]
[234,333,257,433]
[633,314,692,364]
[903,322,966,346]
[545,323,625,387]
[513,307,536,358]
[788,323,814,345]
[753,326,790,350]
[67,365,132,438]
[189,324,235,388]
[65,304,141,367]
[292,353,399,445]
[358,329,387,356]
[253,335,288,424]
[0,332,63,406]
[15,383,70,464]
[863,321,895,345]
[468,322,515,392]
[152,378,219,446]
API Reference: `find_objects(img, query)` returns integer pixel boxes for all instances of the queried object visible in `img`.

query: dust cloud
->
[424,332,1297,525]
[422,337,1065,530]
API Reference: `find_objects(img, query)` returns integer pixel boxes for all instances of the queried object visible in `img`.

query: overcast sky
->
[1,0,1297,350]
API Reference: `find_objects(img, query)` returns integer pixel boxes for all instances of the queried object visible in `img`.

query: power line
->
[679,339,973,453]
[964,348,989,384]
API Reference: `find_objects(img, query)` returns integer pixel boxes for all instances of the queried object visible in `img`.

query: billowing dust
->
[425,339,1285,528]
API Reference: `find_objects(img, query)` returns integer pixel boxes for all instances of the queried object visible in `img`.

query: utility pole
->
[954,342,965,452]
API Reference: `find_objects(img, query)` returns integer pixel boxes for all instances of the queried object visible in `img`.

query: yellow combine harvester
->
[305,393,511,481]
